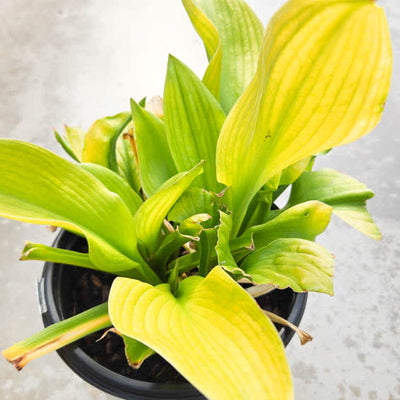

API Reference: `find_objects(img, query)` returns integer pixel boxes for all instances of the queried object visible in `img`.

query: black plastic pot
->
[39,230,307,400]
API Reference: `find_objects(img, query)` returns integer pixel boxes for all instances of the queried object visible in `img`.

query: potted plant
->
[1,0,392,399]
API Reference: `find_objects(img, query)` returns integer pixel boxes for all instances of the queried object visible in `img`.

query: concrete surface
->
[0,1,399,399]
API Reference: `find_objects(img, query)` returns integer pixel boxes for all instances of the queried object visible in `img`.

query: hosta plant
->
[1,0,392,399]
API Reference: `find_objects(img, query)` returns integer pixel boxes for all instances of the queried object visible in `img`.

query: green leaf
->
[288,169,374,205]
[241,238,334,295]
[168,188,219,228]
[81,163,142,216]
[167,256,181,294]
[288,169,381,239]
[130,99,176,197]
[151,231,187,274]
[279,157,313,186]
[20,241,97,271]
[134,162,204,256]
[152,214,210,273]
[183,0,264,112]
[115,131,142,194]
[198,226,218,276]
[82,111,131,172]
[164,55,226,192]
[166,251,200,277]
[182,0,221,99]
[109,266,293,400]
[215,211,235,267]
[216,0,392,233]
[233,201,332,251]
[179,213,211,236]
[0,139,159,283]
[239,187,273,234]
[333,203,381,240]
[54,125,86,162]
[122,335,155,369]
[65,125,86,161]
[202,42,222,102]
[54,130,80,162]
[216,211,253,282]
[167,210,242,276]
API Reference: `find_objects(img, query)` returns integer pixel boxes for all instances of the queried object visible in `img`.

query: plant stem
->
[198,229,218,276]
[152,231,189,274]
[262,309,313,345]
[246,284,276,298]
[2,303,111,370]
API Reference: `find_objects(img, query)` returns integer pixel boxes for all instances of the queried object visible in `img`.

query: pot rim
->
[40,230,307,400]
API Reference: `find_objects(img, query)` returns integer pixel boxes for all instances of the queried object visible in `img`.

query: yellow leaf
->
[109,266,293,400]
[82,112,131,171]
[216,0,392,233]
[182,0,222,99]
[183,0,264,110]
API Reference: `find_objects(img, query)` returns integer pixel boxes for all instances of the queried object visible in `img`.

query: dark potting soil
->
[59,238,294,385]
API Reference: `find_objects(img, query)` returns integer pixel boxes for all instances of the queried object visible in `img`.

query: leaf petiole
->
[2,303,111,370]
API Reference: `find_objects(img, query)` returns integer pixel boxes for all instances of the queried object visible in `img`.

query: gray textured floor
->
[0,1,399,399]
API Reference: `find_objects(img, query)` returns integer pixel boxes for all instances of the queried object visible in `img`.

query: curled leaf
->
[241,238,334,295]
[82,112,131,172]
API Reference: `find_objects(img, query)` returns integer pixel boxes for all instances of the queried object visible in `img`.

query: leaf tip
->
[373,230,383,241]
[298,329,313,346]
[130,360,145,369]
[214,185,230,198]
[95,328,118,343]
[167,54,186,74]
[20,242,34,261]
[2,349,25,371]
[19,253,28,262]
[247,234,255,251]
[167,53,178,69]
[167,53,177,62]
[129,97,137,108]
